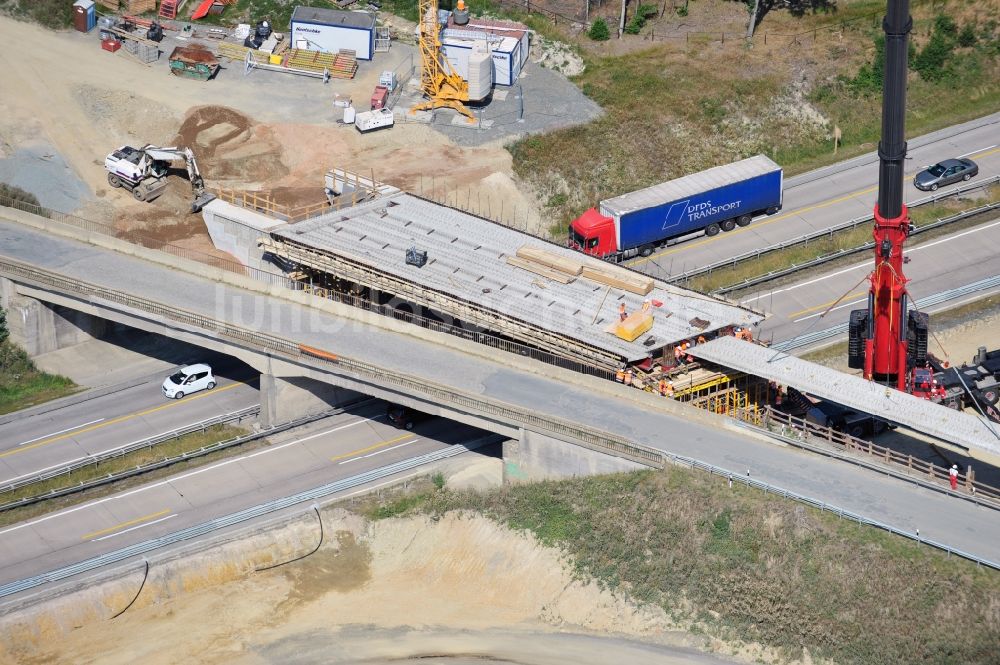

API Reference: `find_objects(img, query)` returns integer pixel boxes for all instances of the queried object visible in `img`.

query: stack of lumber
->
[580,260,653,295]
[285,48,337,73]
[330,49,358,79]
[97,0,119,9]
[126,0,156,12]
[158,0,177,18]
[515,246,583,276]
[216,41,270,64]
[505,256,575,284]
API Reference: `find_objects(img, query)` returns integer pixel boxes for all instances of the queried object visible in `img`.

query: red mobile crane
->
[848,0,929,391]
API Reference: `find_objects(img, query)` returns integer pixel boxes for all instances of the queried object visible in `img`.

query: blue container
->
[73,0,96,33]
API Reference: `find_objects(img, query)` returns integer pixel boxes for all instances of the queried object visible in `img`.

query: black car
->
[386,404,427,430]
[913,158,979,191]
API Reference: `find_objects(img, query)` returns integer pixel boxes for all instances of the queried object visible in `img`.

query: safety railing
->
[0,258,662,470]
[0,406,259,496]
[665,175,1000,287]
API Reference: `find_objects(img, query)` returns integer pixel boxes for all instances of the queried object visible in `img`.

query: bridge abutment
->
[259,373,355,428]
[1,278,106,356]
[503,429,646,483]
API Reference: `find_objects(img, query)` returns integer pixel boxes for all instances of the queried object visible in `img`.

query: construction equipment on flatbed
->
[105,144,216,212]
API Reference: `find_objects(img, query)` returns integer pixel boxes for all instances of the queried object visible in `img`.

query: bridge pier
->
[0,277,106,356]
[503,429,646,483]
[259,373,354,428]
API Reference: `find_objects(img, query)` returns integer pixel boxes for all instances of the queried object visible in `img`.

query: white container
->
[343,105,357,124]
[355,108,394,132]
[466,41,493,101]
[379,70,397,91]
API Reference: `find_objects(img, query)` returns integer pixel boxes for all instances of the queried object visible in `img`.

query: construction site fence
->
[666,175,1000,289]
[211,188,337,224]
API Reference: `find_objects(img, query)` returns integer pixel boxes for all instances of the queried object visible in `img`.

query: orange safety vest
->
[616,368,625,383]
[658,379,667,395]
[624,370,633,386]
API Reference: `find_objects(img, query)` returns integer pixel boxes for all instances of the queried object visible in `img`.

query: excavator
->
[104,144,216,213]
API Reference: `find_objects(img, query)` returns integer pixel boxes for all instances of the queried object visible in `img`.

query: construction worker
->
[624,369,633,386]
[619,302,628,321]
[616,367,625,383]
[697,334,706,346]
[667,380,674,398]
[673,345,682,365]
[642,299,651,313]
[949,465,959,491]
[658,377,667,396]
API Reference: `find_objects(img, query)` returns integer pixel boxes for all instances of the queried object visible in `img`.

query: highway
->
[629,113,1000,279]
[0,402,491,585]
[745,215,1000,344]
[0,361,259,490]
[1,215,999,574]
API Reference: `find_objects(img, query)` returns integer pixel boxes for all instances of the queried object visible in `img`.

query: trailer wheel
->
[107,173,122,188]
[705,223,720,237]
[737,214,752,227]
[639,244,654,257]
[720,219,736,232]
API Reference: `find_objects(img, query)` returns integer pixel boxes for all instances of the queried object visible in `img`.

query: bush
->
[913,30,954,82]
[934,14,958,39]
[0,0,73,29]
[624,4,657,34]
[588,18,610,41]
[845,34,885,93]
[0,182,40,209]
[958,24,977,47]
[0,307,7,345]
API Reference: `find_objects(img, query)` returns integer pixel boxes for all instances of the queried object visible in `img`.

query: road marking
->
[338,439,419,465]
[785,291,868,320]
[15,419,105,446]
[0,382,245,459]
[958,144,997,158]
[0,415,378,538]
[635,146,1000,268]
[94,514,177,541]
[81,508,172,541]
[794,298,866,323]
[332,433,414,462]
[741,263,871,304]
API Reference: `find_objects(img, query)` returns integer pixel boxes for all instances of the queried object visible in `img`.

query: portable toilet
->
[73,0,96,33]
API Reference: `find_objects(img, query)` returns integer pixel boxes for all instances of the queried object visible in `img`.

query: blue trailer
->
[569,155,783,259]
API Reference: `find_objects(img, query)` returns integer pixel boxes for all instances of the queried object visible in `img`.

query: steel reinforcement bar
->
[0,258,664,469]
[666,175,1000,286]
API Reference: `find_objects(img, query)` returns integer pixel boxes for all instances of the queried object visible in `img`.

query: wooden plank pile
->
[126,0,157,12]
[505,256,575,284]
[158,0,177,18]
[216,41,270,64]
[97,0,119,9]
[509,244,654,295]
[285,48,336,73]
[329,49,359,78]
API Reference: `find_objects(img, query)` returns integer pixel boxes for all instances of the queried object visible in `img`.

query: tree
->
[589,18,611,41]
[0,306,8,345]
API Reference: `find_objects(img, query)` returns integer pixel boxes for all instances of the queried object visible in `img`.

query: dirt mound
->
[173,106,288,186]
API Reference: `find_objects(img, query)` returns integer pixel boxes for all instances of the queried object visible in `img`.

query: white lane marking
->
[958,144,996,158]
[338,439,419,465]
[93,514,177,541]
[15,419,105,446]
[0,416,377,537]
[794,298,867,323]
[743,218,1000,307]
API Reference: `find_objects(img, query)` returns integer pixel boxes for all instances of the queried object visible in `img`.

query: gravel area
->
[0,141,92,211]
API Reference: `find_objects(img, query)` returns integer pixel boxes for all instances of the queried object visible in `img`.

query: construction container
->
[355,108,394,133]
[289,7,377,61]
[102,37,122,53]
[370,85,388,110]
[73,0,96,33]
[168,46,220,81]
[378,70,397,91]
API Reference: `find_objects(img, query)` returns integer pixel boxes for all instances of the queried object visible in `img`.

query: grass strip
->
[364,468,1000,665]
[0,423,253,528]
[0,341,78,415]
[689,185,1000,294]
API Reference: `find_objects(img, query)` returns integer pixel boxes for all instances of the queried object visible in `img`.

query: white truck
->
[355,108,394,133]
[104,144,216,212]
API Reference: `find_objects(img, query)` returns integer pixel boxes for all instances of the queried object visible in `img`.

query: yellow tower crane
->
[411,0,475,122]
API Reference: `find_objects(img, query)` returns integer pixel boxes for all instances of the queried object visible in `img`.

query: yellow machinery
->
[411,0,475,121]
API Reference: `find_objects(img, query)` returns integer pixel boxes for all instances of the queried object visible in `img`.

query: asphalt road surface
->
[744,215,1000,344]
[629,113,1000,278]
[0,361,259,490]
[0,403,487,586]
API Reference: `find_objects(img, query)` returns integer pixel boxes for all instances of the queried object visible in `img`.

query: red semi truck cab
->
[568,208,616,257]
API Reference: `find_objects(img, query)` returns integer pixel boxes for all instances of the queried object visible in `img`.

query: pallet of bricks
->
[285,48,358,79]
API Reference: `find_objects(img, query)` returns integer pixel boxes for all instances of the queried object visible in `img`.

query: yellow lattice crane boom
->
[411,0,475,121]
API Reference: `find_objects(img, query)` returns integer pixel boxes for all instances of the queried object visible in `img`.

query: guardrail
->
[665,176,1000,286]
[0,406,259,496]
[714,200,1000,295]
[0,437,499,599]
[0,258,664,471]
[772,274,1000,352]
[0,404,370,514]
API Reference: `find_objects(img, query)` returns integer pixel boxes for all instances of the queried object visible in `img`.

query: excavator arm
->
[140,145,214,212]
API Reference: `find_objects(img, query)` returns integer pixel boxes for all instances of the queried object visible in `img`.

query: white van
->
[162,363,216,399]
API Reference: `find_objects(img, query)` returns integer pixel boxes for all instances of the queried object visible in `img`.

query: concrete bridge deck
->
[1,208,999,564]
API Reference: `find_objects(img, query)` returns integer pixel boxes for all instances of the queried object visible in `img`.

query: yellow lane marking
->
[634,146,1000,267]
[81,508,171,541]
[0,382,245,459]
[786,291,868,320]
[331,433,414,462]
